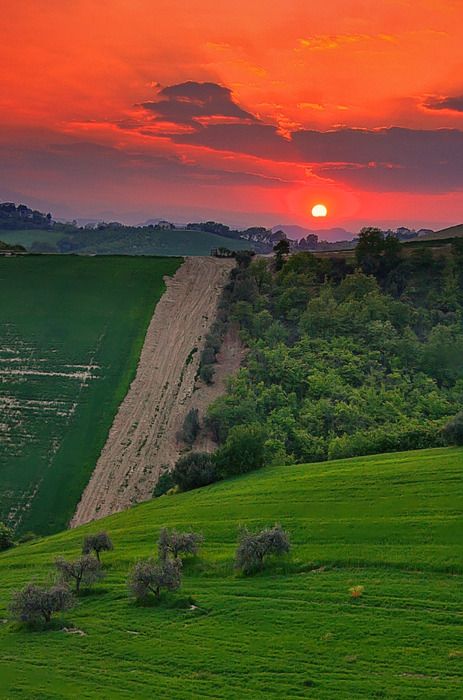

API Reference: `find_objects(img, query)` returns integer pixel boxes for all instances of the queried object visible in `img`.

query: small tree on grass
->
[82,532,113,562]
[55,555,103,594]
[158,528,204,561]
[235,525,290,575]
[128,557,182,600]
[0,522,14,551]
[9,583,74,625]
[442,411,463,445]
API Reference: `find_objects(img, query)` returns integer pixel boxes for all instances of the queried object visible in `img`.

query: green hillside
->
[414,224,463,242]
[0,447,461,698]
[0,227,252,256]
[0,255,181,536]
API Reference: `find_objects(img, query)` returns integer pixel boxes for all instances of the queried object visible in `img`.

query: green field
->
[0,447,461,698]
[0,255,181,535]
[0,229,65,248]
[0,227,253,256]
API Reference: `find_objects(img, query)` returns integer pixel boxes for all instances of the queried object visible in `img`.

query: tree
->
[128,557,182,600]
[55,555,103,594]
[442,411,463,445]
[273,239,290,271]
[9,583,74,625]
[82,532,113,562]
[0,522,14,551]
[158,528,204,560]
[171,452,219,491]
[235,525,290,574]
[215,423,267,477]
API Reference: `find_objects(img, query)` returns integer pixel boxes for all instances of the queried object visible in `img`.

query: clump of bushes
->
[9,583,74,625]
[82,532,113,562]
[0,522,14,551]
[442,411,463,445]
[128,558,182,601]
[178,408,201,447]
[55,555,104,594]
[171,452,219,492]
[158,528,204,560]
[235,524,290,575]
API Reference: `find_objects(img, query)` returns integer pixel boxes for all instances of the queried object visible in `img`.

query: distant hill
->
[272,224,353,241]
[0,227,254,256]
[418,223,463,241]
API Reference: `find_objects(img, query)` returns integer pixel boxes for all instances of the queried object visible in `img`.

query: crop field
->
[0,255,181,536]
[0,446,461,698]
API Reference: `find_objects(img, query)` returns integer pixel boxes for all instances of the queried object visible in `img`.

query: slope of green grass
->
[0,255,181,535]
[0,229,65,248]
[0,447,461,699]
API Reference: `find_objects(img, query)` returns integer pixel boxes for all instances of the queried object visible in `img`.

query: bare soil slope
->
[71,257,234,526]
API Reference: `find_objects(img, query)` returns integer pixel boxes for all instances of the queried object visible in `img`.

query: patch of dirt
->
[70,257,236,527]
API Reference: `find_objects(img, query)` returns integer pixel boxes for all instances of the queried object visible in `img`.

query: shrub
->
[235,524,290,574]
[179,408,200,446]
[0,522,14,551]
[55,555,103,594]
[442,411,463,445]
[215,423,267,477]
[153,469,175,497]
[9,583,74,625]
[128,557,182,600]
[158,528,204,560]
[171,452,219,491]
[199,363,215,385]
[82,532,113,562]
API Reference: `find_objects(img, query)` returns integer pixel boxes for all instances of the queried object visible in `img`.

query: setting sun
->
[311,203,328,218]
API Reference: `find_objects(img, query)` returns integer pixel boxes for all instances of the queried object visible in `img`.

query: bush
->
[235,524,290,574]
[158,528,204,560]
[153,469,175,497]
[0,522,14,551]
[9,583,74,625]
[82,532,113,562]
[199,363,215,385]
[171,452,219,491]
[179,408,200,446]
[442,411,463,445]
[55,555,104,594]
[128,557,182,600]
[215,424,267,477]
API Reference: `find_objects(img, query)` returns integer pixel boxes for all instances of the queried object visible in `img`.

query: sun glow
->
[311,203,328,217]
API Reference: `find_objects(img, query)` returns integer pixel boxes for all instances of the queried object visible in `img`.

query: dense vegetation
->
[0,255,181,536]
[0,446,461,698]
[207,234,463,468]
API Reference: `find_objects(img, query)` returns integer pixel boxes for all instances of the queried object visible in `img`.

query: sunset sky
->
[2,0,463,233]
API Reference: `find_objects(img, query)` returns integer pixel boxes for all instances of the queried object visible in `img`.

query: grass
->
[0,255,182,535]
[0,227,253,255]
[0,446,461,698]
[0,229,65,248]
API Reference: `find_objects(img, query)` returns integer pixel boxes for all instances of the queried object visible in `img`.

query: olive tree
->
[82,532,113,562]
[235,524,290,574]
[9,583,74,625]
[128,557,182,600]
[158,528,204,560]
[55,555,103,594]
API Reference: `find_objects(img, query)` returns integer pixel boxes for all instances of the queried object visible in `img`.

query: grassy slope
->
[0,229,65,248]
[0,447,461,699]
[0,228,252,255]
[414,224,463,241]
[0,255,181,535]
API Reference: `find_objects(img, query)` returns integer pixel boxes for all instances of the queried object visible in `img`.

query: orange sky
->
[1,0,463,232]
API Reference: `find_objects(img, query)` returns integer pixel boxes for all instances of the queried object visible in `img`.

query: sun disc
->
[311,203,328,218]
